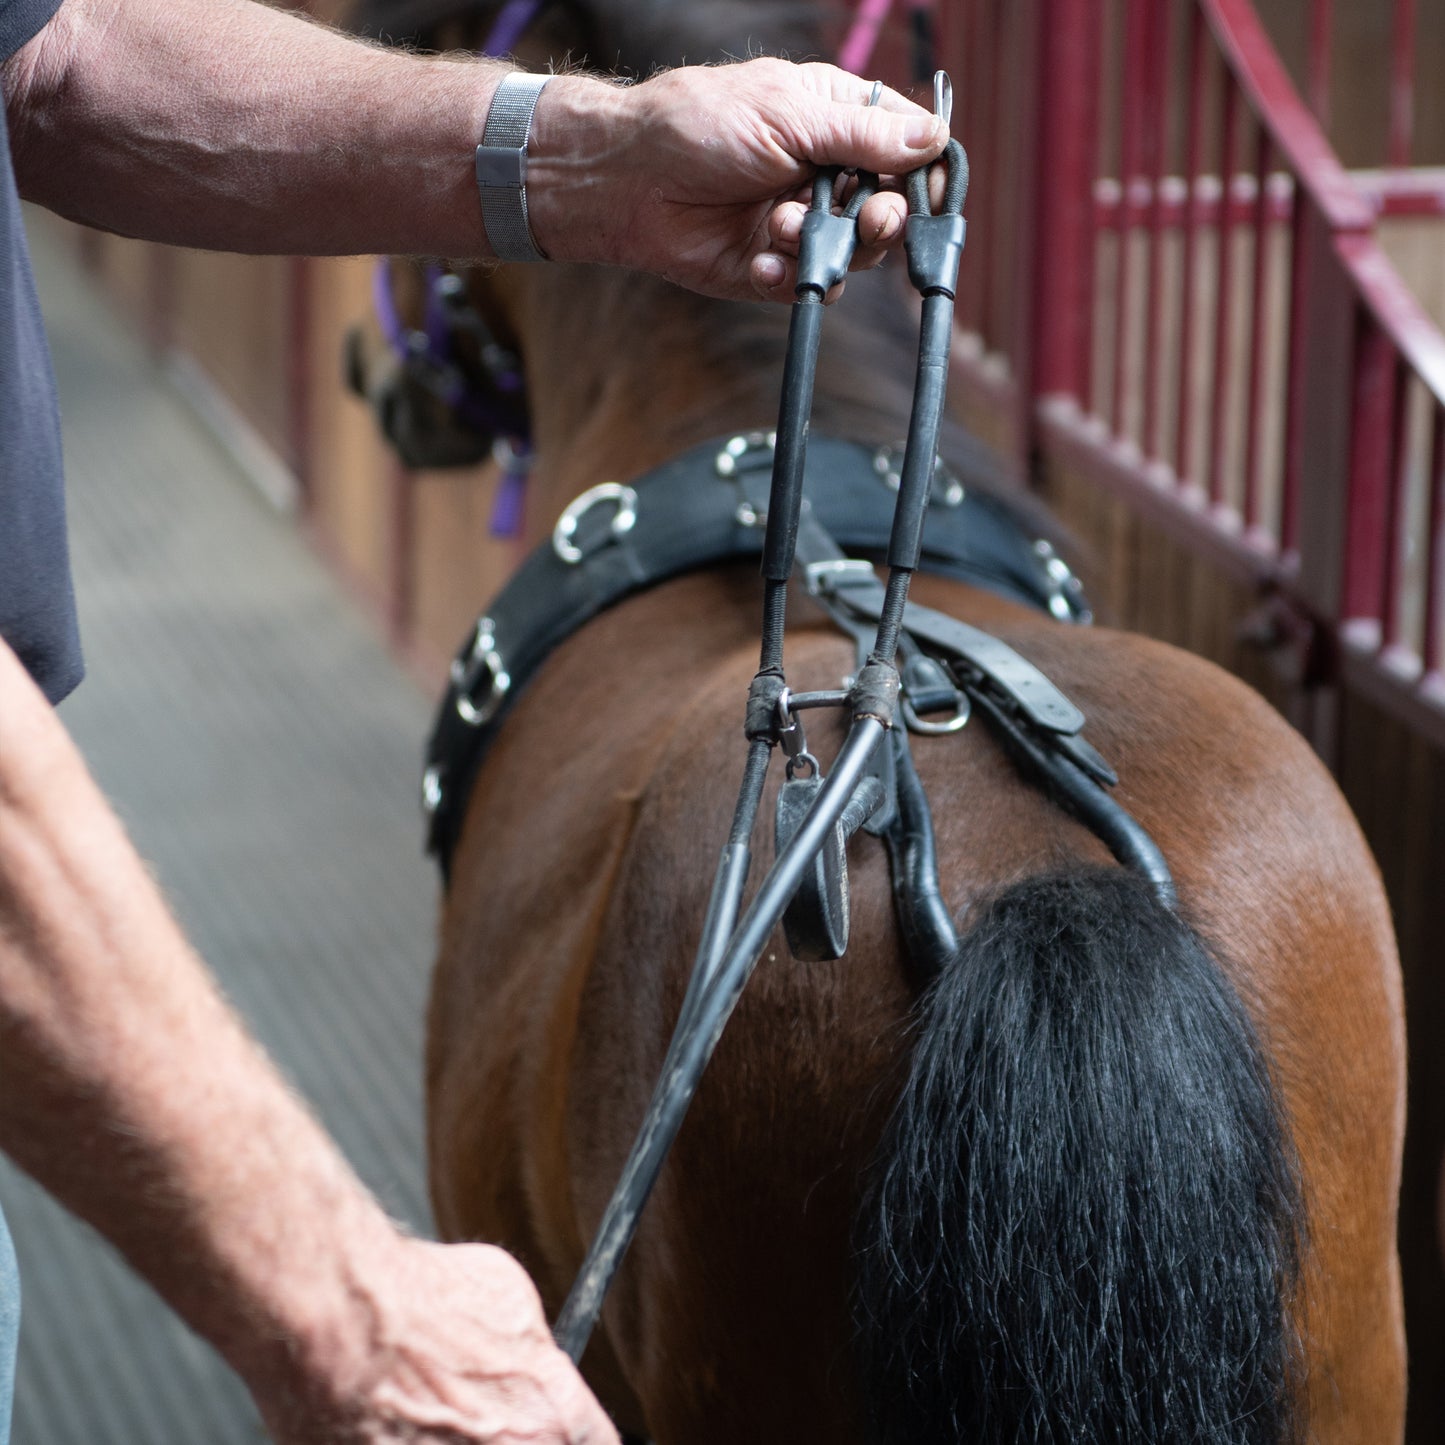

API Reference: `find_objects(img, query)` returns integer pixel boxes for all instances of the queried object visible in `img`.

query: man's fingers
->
[855,192,907,248]
[752,251,794,300]
[768,200,807,254]
[805,98,947,177]
[751,252,850,306]
[798,62,933,118]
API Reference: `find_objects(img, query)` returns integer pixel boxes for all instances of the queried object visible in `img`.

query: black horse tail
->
[854,867,1304,1444]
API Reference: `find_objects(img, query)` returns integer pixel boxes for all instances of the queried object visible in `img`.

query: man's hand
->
[528,58,948,303]
[267,1237,619,1445]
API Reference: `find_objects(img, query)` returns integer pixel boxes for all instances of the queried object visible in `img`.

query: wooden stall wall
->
[1339,692,1445,1438]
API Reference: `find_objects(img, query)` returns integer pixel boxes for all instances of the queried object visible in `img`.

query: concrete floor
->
[2,221,440,1442]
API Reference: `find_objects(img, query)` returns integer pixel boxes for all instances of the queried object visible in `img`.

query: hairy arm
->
[1,0,945,299]
[0,640,615,1444]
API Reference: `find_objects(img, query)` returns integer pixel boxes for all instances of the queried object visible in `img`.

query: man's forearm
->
[2,0,946,300]
[0,638,401,1407]
[0,639,618,1442]
[3,0,599,258]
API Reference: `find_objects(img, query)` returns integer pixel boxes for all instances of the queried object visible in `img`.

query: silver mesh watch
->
[475,73,552,263]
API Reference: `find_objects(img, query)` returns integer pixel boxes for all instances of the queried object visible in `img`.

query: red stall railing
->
[934,0,1445,752]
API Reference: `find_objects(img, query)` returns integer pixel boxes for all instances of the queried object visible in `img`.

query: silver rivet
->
[1047,558,1071,581]
[716,451,736,477]
[1033,538,1055,557]
[943,480,965,507]
[726,435,749,456]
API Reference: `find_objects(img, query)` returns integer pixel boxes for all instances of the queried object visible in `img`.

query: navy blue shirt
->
[1,0,81,703]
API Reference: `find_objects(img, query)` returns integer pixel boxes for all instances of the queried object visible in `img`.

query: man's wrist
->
[220,1192,406,1427]
[475,72,552,261]
[522,72,637,267]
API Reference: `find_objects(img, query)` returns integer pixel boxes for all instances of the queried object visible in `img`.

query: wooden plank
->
[168,249,292,460]
[1335,689,1445,1445]
[301,256,398,604]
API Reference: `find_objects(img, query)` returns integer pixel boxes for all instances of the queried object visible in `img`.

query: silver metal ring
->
[902,690,971,735]
[552,482,639,565]
[451,617,511,727]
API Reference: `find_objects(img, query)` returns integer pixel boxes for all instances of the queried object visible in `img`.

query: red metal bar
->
[1243,124,1273,534]
[1094,176,1293,232]
[1342,316,1398,622]
[1335,231,1445,409]
[1354,167,1445,218]
[1023,0,1103,402]
[1426,405,1445,675]
[1209,68,1240,508]
[1381,358,1411,648]
[1388,0,1416,169]
[1174,4,1208,487]
[955,0,983,336]
[1307,0,1332,127]
[1110,0,1145,439]
[1203,0,1372,233]
[972,0,998,349]
[1072,0,1101,407]
[1140,0,1170,461]
[1280,186,1309,556]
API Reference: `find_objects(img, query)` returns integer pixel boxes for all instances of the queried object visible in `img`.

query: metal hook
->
[933,69,953,127]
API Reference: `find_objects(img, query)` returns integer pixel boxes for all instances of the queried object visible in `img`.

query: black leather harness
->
[422,431,1088,882]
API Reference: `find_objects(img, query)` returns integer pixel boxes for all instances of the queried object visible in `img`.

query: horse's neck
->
[512,274,783,547]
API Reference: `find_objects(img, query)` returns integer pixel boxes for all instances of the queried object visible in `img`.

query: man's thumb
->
[814,99,947,175]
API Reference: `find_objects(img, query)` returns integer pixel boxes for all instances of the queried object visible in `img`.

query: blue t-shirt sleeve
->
[0,0,64,63]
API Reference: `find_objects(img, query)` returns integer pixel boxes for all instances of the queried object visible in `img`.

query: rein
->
[549,75,1174,1364]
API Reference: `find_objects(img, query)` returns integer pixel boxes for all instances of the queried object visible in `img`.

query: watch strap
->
[475,72,551,263]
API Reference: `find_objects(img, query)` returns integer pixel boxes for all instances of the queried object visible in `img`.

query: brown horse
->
[351,4,1406,1440]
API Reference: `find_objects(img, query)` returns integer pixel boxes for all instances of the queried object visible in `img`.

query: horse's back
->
[428,568,1404,1443]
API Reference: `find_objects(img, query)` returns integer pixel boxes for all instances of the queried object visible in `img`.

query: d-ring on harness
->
[551,75,1173,1363]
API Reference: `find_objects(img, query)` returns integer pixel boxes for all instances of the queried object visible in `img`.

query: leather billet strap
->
[422,433,1088,876]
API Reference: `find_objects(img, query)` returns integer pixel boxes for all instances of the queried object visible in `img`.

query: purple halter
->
[369,0,545,535]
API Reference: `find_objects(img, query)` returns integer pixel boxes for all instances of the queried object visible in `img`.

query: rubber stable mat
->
[2,221,439,1443]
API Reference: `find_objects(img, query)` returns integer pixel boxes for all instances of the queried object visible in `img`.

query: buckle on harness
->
[452,617,511,726]
[805,558,877,596]
[552,482,639,565]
